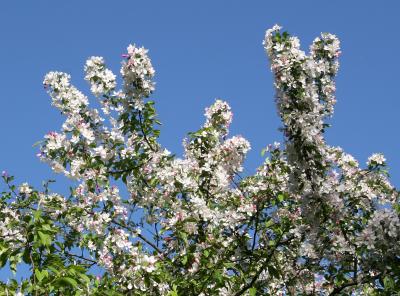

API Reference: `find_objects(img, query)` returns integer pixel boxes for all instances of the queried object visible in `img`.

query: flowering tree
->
[1,25,399,295]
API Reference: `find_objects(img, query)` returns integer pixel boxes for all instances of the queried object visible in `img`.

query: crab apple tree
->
[0,25,399,295]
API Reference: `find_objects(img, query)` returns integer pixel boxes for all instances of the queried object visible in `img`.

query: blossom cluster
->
[84,56,116,97]
[121,45,155,109]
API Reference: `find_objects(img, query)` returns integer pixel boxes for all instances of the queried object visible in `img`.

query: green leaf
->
[22,247,31,264]
[0,249,9,268]
[261,147,268,157]
[48,265,61,276]
[9,252,21,274]
[38,231,51,246]
[181,255,188,265]
[268,266,279,278]
[213,271,223,284]
[264,219,274,228]
[34,210,42,220]
[168,291,178,296]
[23,215,32,224]
[41,224,54,232]
[384,276,395,290]
[79,273,90,283]
[35,269,48,282]
[56,277,78,288]
[249,287,257,296]
[32,140,43,147]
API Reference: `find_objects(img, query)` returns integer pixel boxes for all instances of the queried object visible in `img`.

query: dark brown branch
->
[234,234,285,296]
[111,219,163,254]
[329,273,383,296]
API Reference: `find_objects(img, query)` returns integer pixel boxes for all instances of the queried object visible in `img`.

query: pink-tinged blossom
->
[204,99,233,135]
[84,56,116,97]
[19,182,32,196]
[120,44,155,107]
[367,153,386,166]
[43,71,89,113]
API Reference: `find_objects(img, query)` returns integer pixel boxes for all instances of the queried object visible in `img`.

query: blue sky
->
[0,0,399,192]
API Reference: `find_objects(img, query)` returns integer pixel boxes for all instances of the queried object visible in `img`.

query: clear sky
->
[0,0,399,193]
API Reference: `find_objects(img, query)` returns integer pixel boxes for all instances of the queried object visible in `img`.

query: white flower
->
[19,182,32,195]
[87,240,96,251]
[143,255,157,273]
[367,153,386,166]
[84,56,116,96]
[204,99,233,134]
[43,71,89,113]
[79,124,95,143]
[93,146,109,161]
[51,161,65,174]
[121,44,155,100]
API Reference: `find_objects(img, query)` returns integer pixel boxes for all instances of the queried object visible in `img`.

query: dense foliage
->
[1,25,399,295]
